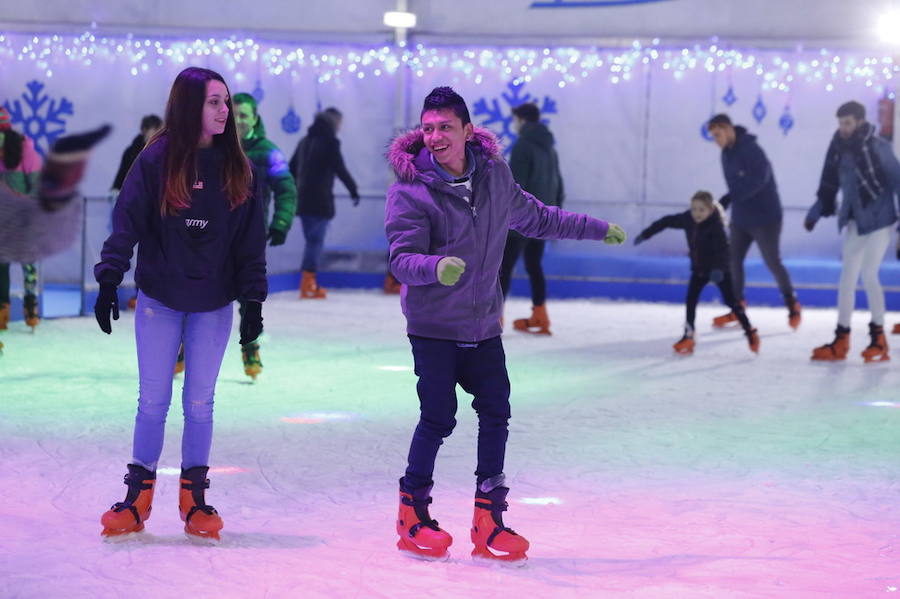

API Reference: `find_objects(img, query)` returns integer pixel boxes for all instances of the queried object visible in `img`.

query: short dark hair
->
[691,190,714,205]
[836,101,865,120]
[421,86,471,126]
[140,114,162,131]
[512,103,540,123]
[707,113,732,130]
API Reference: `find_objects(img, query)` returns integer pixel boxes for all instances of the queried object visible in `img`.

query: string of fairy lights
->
[1,31,898,93]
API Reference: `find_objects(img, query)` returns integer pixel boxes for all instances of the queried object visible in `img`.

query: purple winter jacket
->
[385,127,610,343]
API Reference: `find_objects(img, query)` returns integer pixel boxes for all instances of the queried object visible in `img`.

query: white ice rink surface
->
[3,289,900,598]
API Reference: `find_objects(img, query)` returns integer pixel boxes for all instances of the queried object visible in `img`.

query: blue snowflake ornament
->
[4,80,74,157]
[778,105,794,136]
[281,106,301,134]
[252,80,265,104]
[752,94,767,124]
[473,79,558,155]
[722,85,737,106]
[700,120,714,142]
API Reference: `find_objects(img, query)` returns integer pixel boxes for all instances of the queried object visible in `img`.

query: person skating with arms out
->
[94,67,266,542]
[385,86,626,563]
[634,190,760,355]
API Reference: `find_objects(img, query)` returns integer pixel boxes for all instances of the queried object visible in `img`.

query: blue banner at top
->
[531,0,671,7]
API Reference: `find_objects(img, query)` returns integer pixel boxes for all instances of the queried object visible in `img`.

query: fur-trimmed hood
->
[387,126,502,183]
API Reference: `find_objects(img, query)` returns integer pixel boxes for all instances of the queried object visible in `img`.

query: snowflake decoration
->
[778,105,795,136]
[4,80,74,157]
[473,80,558,155]
[252,79,265,104]
[281,105,301,134]
[752,94,767,124]
[722,85,737,106]
[700,120,714,142]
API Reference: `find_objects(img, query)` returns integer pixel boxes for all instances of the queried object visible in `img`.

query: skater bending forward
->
[385,86,626,563]
[94,67,267,542]
[634,190,759,355]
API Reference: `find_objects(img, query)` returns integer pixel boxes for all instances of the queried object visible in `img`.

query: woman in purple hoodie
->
[385,87,625,563]
[94,67,267,543]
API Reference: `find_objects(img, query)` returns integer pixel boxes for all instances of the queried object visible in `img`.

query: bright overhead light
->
[878,10,900,44]
[384,11,417,29]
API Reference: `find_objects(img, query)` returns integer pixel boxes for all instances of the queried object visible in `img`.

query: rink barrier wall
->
[9,246,900,323]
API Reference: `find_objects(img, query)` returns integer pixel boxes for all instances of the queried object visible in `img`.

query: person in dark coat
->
[498,102,565,335]
[111,114,162,192]
[634,190,759,355]
[708,113,800,330]
[288,107,359,298]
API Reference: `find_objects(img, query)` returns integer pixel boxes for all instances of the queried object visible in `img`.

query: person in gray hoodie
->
[499,102,565,335]
[385,86,625,563]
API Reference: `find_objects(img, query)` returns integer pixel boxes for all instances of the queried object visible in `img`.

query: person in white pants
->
[805,100,900,362]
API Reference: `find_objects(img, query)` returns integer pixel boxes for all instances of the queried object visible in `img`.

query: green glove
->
[604,223,626,245]
[436,256,466,286]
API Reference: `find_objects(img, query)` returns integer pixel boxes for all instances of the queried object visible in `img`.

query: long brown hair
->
[153,67,251,216]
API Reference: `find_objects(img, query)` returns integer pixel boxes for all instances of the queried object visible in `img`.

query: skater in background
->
[498,102,565,335]
[805,100,900,362]
[708,113,802,330]
[111,114,162,194]
[111,114,162,312]
[634,190,759,355]
[225,92,298,379]
[94,67,266,542]
[289,107,360,299]
[0,107,43,331]
[385,86,626,563]
[0,123,111,354]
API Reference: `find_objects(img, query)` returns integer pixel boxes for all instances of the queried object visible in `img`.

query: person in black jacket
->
[634,190,759,355]
[111,114,162,193]
[111,114,162,312]
[499,102,565,335]
[708,113,800,330]
[288,107,360,298]
[94,67,266,543]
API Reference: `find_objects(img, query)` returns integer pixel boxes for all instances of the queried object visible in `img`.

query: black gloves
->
[267,228,287,246]
[633,234,646,246]
[240,301,263,346]
[94,283,119,334]
[351,193,361,207]
[710,269,724,284]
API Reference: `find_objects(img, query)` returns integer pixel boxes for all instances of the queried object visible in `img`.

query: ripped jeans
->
[131,291,232,471]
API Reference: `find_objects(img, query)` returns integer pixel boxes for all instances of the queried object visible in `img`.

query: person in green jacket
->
[498,102,565,335]
[0,108,42,331]
[226,93,298,379]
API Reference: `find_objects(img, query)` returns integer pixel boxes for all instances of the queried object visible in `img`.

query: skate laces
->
[402,495,442,533]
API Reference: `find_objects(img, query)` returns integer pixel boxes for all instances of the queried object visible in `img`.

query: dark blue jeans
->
[299,215,330,272]
[404,335,511,490]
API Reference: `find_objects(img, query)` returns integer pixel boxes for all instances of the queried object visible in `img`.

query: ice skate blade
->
[185,530,220,545]
[810,355,846,362]
[862,354,890,363]
[517,328,552,336]
[471,547,528,568]
[397,538,451,561]
[101,527,146,542]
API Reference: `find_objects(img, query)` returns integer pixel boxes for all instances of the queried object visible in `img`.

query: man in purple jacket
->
[385,86,625,563]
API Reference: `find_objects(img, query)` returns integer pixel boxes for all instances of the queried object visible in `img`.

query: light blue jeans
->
[131,291,232,471]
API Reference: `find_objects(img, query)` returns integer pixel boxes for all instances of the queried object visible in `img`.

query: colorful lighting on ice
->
[280,412,358,424]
